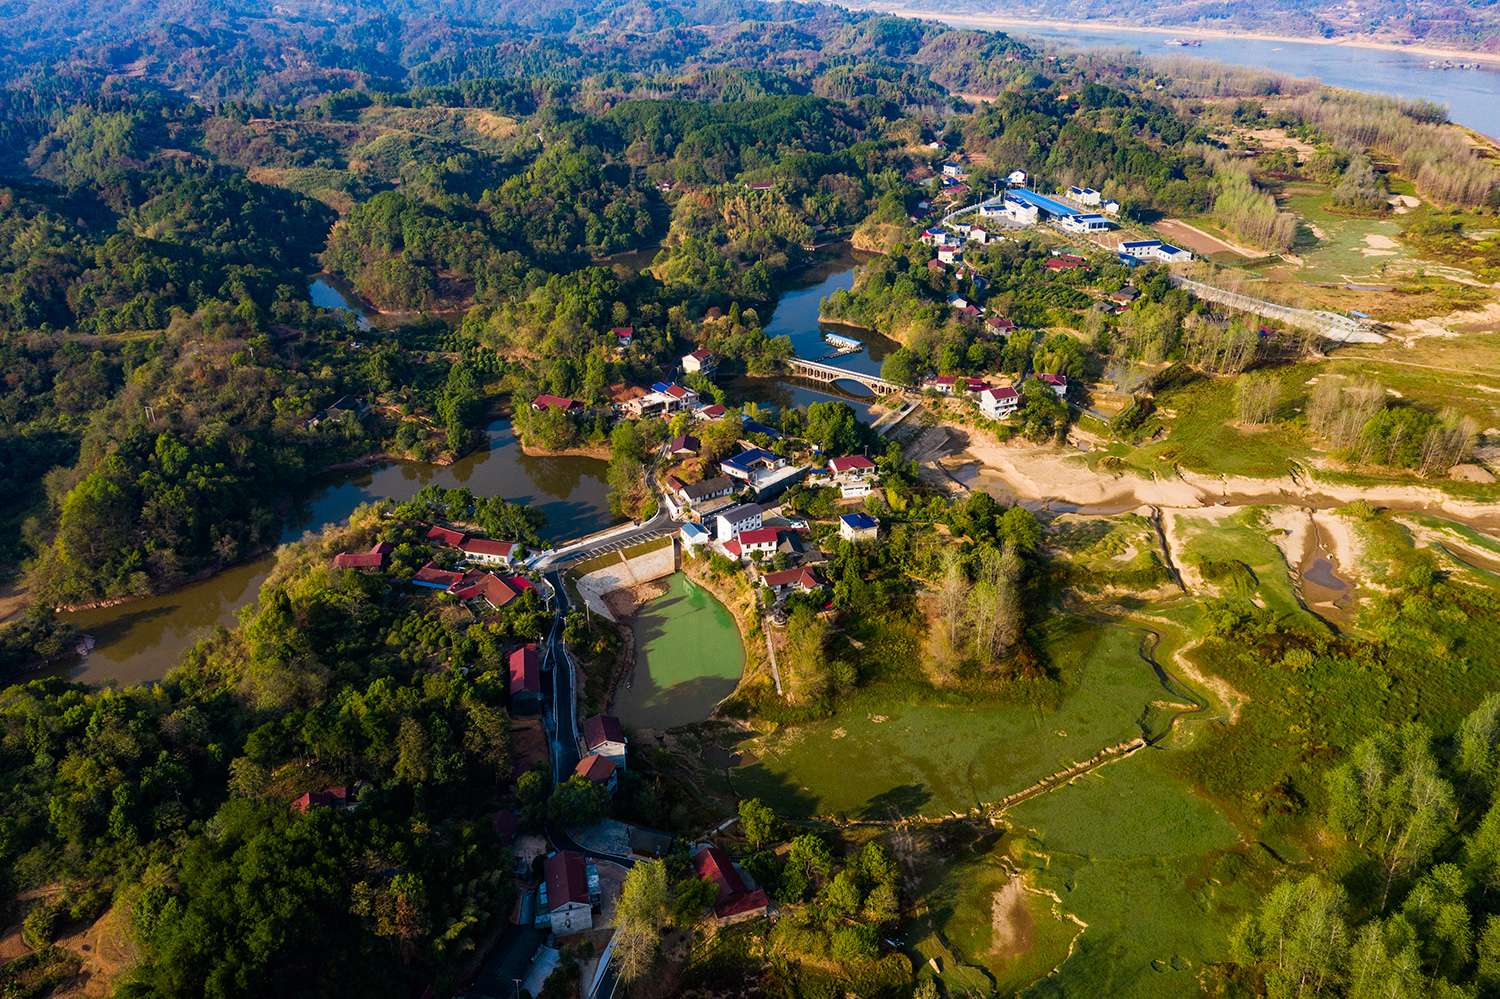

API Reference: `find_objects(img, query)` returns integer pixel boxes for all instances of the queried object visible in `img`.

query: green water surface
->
[616,574,744,729]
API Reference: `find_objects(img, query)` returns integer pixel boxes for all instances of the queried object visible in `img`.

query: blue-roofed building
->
[839,513,880,542]
[680,522,710,548]
[1120,239,1163,260]
[1121,239,1192,263]
[722,448,782,480]
[721,446,807,497]
[650,381,672,393]
[1004,189,1080,219]
[742,420,781,439]
[1058,213,1113,234]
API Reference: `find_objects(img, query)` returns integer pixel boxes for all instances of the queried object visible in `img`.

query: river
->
[57,252,882,687]
[914,13,1500,139]
[614,574,745,730]
[726,248,898,423]
[60,418,612,686]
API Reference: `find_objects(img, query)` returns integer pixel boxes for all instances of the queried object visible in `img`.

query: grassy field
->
[909,830,1080,995]
[734,613,1195,820]
[1327,331,1500,429]
[1281,185,1411,283]
[1176,508,1311,620]
[1090,370,1314,479]
[1005,750,1261,998]
[1049,513,1174,593]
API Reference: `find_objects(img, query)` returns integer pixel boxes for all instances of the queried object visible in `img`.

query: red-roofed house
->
[542,851,595,936]
[582,715,627,767]
[735,527,782,560]
[413,563,465,589]
[923,374,958,394]
[612,325,634,347]
[986,315,1016,335]
[291,785,352,814]
[696,403,727,421]
[532,394,583,413]
[978,386,1020,420]
[693,846,770,925]
[450,571,518,610]
[828,454,875,475]
[1037,372,1069,397]
[331,541,392,571]
[509,644,542,712]
[460,537,519,566]
[828,453,877,498]
[761,566,825,596]
[682,348,717,375]
[574,754,618,793]
[426,524,467,547]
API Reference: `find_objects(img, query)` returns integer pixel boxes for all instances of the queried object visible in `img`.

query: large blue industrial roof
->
[1007,189,1080,217]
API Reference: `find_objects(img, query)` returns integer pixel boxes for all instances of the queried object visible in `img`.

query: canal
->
[613,574,745,730]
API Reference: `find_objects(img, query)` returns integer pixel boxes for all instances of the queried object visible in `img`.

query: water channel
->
[60,418,613,686]
[725,248,899,423]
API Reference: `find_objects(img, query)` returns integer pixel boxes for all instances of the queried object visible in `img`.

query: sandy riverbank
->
[865,6,1500,66]
[519,442,613,461]
[943,431,1500,528]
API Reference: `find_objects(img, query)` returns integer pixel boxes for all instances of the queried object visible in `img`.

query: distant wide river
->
[903,12,1500,140]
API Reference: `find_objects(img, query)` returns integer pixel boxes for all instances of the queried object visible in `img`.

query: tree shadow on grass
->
[857,782,931,821]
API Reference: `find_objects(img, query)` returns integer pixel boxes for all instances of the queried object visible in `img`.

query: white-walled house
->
[459,538,520,566]
[1057,213,1112,234]
[582,715,627,768]
[978,386,1020,420]
[839,513,880,542]
[828,454,877,498]
[1038,373,1068,397]
[540,851,599,937]
[981,197,1038,225]
[683,349,717,374]
[714,503,763,542]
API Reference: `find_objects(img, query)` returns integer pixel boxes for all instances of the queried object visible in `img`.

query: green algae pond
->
[616,574,745,730]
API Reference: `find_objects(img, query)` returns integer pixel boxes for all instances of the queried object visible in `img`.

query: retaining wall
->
[575,541,679,621]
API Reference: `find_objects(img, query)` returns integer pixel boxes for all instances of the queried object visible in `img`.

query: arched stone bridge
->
[784,357,906,395]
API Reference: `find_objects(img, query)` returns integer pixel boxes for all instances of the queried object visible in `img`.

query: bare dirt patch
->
[989,875,1035,959]
[1157,219,1262,259]
[1391,300,1500,343]
[1245,128,1317,160]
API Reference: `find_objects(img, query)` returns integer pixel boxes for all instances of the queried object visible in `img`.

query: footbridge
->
[784,357,906,395]
[1170,276,1385,345]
